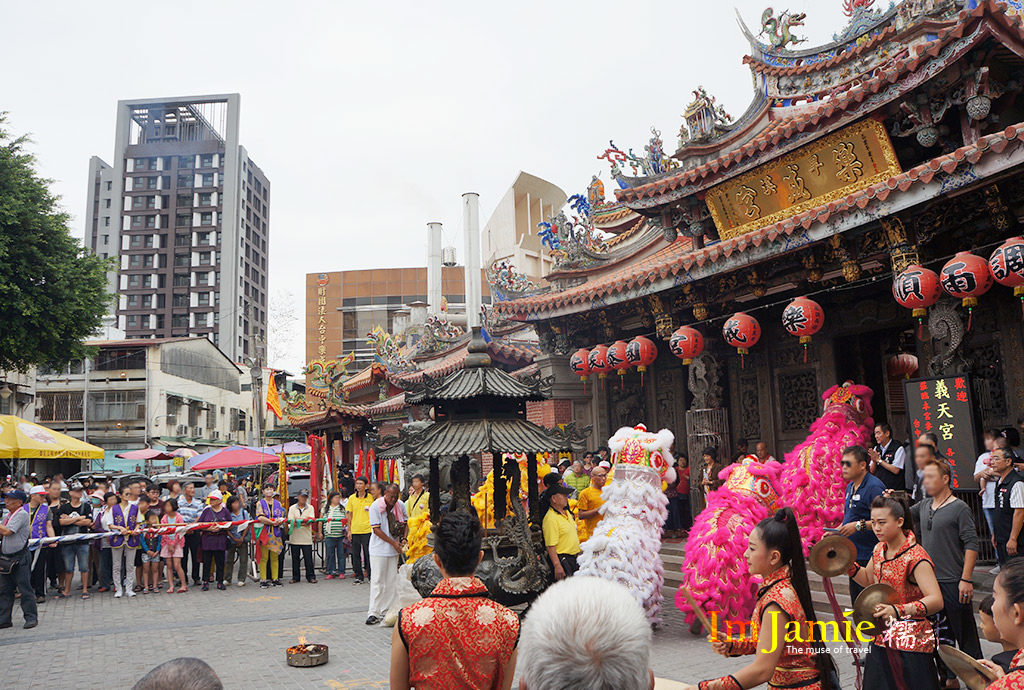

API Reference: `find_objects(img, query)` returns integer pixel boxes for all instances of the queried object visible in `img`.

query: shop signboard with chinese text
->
[903,375,978,490]
[705,119,901,241]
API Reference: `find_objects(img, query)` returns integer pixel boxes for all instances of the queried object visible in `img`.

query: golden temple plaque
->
[705,118,901,241]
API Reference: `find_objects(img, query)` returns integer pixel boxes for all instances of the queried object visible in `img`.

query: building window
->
[173,254,189,267]
[177,175,193,188]
[173,274,190,287]
[199,192,212,206]
[142,295,153,308]
[197,232,211,246]
[90,390,145,421]
[37,392,84,422]
[127,295,139,308]
[201,173,214,187]
[104,198,111,209]
[196,272,210,286]
[175,214,191,227]
[145,215,156,229]
[178,156,194,169]
[198,292,210,306]
[200,154,214,168]
[171,315,189,328]
[102,235,109,246]
[142,276,153,288]
[103,217,110,227]
[105,181,112,191]
[200,212,212,225]
[95,348,146,370]
[172,294,188,307]
[128,275,140,288]
[206,406,216,428]
[126,315,138,328]
[131,216,143,228]
[199,252,211,265]
[175,233,190,247]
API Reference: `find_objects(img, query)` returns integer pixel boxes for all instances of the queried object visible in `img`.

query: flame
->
[297,635,307,646]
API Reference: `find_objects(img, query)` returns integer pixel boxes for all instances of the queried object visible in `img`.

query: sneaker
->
[365,615,381,625]
[338,573,346,580]
[224,580,232,586]
[354,578,364,585]
[114,591,123,599]
[236,581,245,587]
[260,581,269,589]
[290,579,300,584]
[23,621,37,629]
[35,596,46,604]
[97,587,109,593]
[991,565,1002,575]
[201,583,209,592]
[308,578,317,584]
[217,583,226,591]
[272,580,283,587]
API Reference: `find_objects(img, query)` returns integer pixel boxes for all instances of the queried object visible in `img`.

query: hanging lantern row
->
[722,312,761,369]
[893,239,1024,337]
[781,297,824,363]
[670,326,704,364]
[626,335,657,386]
[570,337,660,387]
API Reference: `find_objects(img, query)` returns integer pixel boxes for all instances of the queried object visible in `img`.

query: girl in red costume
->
[978,557,1024,687]
[848,494,943,690]
[685,507,838,690]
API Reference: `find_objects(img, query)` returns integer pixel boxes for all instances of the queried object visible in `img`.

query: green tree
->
[0,113,112,372]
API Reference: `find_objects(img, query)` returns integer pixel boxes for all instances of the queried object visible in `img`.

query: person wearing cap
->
[542,484,581,580]
[0,489,37,628]
[255,484,286,588]
[27,485,55,602]
[58,482,93,599]
[287,489,319,584]
[197,490,231,591]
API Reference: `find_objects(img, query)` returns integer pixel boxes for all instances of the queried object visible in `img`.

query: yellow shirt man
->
[576,485,605,541]
[345,493,374,535]
[542,507,581,556]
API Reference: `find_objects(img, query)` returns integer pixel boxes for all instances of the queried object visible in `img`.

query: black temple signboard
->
[903,374,979,490]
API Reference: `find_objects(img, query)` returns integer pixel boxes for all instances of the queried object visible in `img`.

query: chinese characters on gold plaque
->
[704,119,902,241]
[903,375,978,490]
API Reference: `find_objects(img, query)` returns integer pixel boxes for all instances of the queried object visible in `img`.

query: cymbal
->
[809,535,857,578]
[851,583,898,638]
[937,644,998,690]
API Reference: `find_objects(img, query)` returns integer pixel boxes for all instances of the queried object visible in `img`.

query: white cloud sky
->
[2,0,850,371]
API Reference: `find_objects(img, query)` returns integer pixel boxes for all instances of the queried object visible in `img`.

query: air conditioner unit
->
[212,431,220,439]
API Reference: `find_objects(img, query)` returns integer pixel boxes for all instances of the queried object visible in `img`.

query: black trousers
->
[350,533,370,580]
[291,544,315,581]
[30,549,47,597]
[849,557,871,607]
[864,643,939,690]
[183,533,202,583]
[935,580,983,681]
[0,550,37,626]
[202,550,225,585]
[557,553,580,577]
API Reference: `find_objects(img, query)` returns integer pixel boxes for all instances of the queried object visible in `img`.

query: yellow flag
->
[277,452,289,508]
[266,372,283,419]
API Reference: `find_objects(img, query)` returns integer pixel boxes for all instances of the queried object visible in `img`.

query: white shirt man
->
[365,485,407,626]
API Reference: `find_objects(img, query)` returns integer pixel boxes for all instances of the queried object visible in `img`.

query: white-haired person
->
[518,576,655,690]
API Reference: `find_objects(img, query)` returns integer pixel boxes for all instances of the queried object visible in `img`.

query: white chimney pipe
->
[463,193,482,329]
[427,222,443,316]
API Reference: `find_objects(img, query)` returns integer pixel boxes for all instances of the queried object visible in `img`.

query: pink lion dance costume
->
[578,424,676,625]
[678,381,873,623]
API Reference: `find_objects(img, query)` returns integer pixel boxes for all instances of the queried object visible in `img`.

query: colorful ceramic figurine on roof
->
[678,382,873,625]
[578,424,677,625]
[760,7,808,50]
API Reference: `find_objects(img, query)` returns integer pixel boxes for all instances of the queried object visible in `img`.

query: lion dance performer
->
[578,424,676,625]
[679,382,873,624]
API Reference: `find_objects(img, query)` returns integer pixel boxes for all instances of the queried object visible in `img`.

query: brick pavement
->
[0,573,1000,689]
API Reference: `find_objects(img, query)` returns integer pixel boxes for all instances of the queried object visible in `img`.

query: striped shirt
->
[177,496,205,524]
[324,504,346,538]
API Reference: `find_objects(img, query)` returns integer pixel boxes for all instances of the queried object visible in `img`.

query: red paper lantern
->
[569,348,591,383]
[782,297,824,362]
[607,340,630,386]
[723,312,760,368]
[893,264,942,338]
[941,251,993,330]
[990,237,1024,319]
[886,353,919,380]
[588,344,611,381]
[625,336,657,372]
[670,326,704,365]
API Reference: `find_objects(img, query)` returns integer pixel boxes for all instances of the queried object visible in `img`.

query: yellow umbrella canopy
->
[0,415,104,459]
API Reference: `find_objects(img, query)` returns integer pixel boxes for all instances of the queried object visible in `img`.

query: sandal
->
[177,586,188,593]
[166,587,175,594]
[81,593,90,600]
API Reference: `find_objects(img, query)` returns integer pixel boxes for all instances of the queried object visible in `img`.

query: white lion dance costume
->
[578,424,677,625]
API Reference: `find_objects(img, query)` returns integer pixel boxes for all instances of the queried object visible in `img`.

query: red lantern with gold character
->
[569,348,591,386]
[782,297,824,362]
[607,340,630,387]
[723,312,760,369]
[941,251,993,331]
[626,335,657,386]
[990,237,1024,319]
[670,326,704,365]
[892,264,941,339]
[588,345,611,384]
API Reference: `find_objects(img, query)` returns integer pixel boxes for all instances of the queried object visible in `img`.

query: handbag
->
[0,547,27,575]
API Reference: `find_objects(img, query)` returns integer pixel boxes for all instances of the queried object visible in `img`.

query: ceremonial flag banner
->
[266,373,283,420]
[903,374,979,489]
[277,452,289,506]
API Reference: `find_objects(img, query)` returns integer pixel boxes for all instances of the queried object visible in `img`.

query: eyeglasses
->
[841,461,854,467]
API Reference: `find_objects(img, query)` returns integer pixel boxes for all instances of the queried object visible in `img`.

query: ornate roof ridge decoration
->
[403,361,554,405]
[394,418,590,458]
[495,120,1024,317]
[415,313,466,355]
[759,7,808,50]
[366,326,413,371]
[487,259,543,301]
[616,2,1019,207]
[597,129,680,191]
[538,176,611,271]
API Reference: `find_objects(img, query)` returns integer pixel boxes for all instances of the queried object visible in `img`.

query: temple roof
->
[395,418,580,457]
[404,366,551,405]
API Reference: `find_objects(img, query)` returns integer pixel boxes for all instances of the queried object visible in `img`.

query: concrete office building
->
[85,94,270,362]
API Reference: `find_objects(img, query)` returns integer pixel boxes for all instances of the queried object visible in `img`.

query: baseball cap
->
[70,481,84,491]
[298,489,309,497]
[598,461,611,469]
[208,490,223,500]
[547,484,573,496]
[90,489,105,501]
[2,489,28,503]
[29,485,47,496]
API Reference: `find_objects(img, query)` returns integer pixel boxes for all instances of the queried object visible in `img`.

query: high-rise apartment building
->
[85,94,269,362]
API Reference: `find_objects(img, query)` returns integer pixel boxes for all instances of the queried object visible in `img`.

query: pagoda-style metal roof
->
[396,418,588,458]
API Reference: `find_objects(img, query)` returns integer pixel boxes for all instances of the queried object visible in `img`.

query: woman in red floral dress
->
[978,557,1024,687]
[390,511,519,690]
[848,494,944,690]
[685,507,838,690]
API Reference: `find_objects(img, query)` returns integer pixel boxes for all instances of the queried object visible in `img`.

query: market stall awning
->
[0,416,104,459]
[189,445,281,470]
[267,441,311,454]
